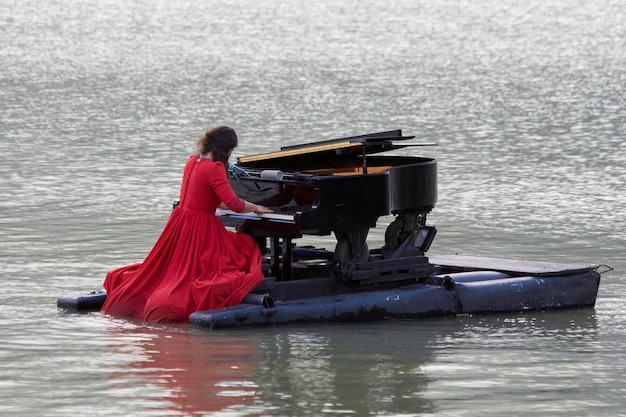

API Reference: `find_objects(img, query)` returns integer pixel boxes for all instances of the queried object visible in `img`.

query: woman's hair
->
[197,126,238,168]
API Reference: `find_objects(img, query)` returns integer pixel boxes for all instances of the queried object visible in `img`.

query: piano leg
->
[282,238,294,280]
[269,236,294,281]
[270,237,281,278]
[384,213,428,249]
[332,226,370,281]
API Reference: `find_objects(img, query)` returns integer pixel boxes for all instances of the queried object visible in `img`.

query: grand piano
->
[217,129,439,287]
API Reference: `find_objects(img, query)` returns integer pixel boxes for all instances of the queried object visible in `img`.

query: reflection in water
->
[257,325,438,416]
[105,320,262,416]
[422,311,600,415]
[104,320,442,416]
[102,311,599,416]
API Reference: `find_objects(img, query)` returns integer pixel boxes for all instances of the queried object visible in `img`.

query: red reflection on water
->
[106,323,263,416]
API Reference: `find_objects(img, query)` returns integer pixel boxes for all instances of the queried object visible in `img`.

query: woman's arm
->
[211,165,272,214]
[219,201,272,214]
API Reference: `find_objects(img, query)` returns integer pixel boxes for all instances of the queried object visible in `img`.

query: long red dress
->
[101,155,264,322]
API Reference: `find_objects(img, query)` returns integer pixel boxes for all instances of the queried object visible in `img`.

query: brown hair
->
[197,126,238,169]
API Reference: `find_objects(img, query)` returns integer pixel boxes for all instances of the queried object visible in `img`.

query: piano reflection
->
[218,129,439,286]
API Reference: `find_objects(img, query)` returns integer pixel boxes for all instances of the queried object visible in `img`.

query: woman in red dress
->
[101,126,272,322]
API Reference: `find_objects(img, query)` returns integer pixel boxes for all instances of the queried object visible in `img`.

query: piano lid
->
[237,129,435,166]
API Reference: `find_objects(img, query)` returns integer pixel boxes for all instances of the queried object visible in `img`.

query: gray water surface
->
[1,0,624,415]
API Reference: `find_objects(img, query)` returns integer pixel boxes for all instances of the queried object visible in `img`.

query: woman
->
[101,126,272,322]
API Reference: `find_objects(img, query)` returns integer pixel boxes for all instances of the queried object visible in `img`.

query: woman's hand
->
[252,204,273,214]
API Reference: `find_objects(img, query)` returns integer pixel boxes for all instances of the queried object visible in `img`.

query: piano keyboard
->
[215,208,297,224]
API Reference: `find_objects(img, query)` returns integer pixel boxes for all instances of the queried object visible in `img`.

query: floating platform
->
[57,254,601,330]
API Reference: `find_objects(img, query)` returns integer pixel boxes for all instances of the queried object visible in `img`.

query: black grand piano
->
[217,129,439,287]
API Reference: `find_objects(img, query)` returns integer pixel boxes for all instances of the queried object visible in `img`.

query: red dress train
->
[101,155,264,322]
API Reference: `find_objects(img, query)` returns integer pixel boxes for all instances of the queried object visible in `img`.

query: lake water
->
[1,0,624,415]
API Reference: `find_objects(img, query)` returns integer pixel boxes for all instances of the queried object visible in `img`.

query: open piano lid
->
[237,129,434,168]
